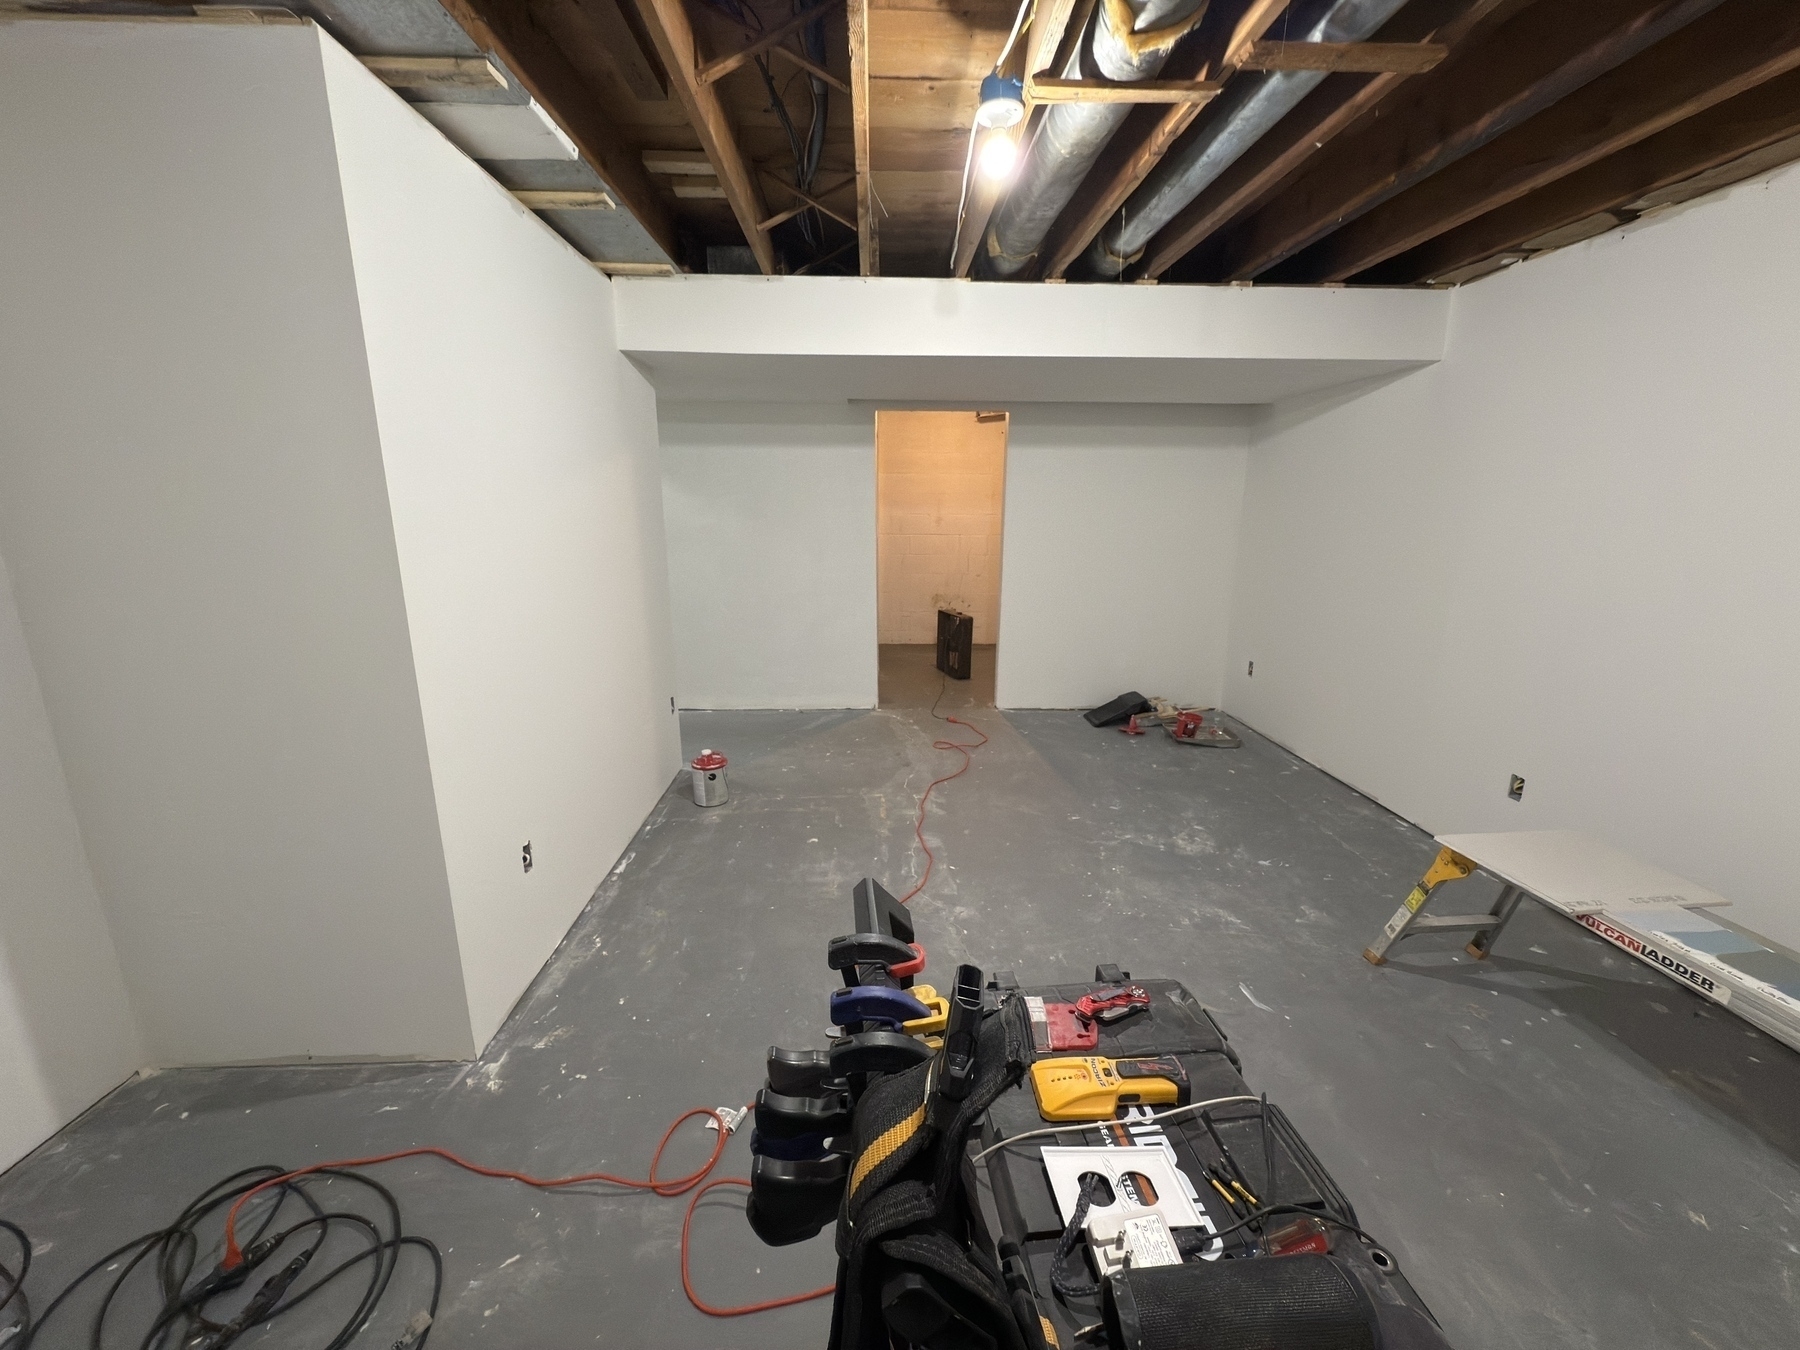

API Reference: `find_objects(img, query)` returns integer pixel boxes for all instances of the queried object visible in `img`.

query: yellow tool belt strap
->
[848,1064,934,1199]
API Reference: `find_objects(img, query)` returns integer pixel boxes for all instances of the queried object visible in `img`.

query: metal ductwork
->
[979,0,1210,278]
[1083,0,1412,278]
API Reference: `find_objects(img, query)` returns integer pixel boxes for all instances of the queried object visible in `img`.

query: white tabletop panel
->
[1432,830,1732,916]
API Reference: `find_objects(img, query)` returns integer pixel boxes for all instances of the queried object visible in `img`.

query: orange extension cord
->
[216,710,989,1320]
[218,1107,834,1318]
[897,712,990,905]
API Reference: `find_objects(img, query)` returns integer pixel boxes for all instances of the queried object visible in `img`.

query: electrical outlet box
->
[1508,775,1525,801]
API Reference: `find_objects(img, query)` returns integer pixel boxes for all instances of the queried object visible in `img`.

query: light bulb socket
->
[975,73,1025,130]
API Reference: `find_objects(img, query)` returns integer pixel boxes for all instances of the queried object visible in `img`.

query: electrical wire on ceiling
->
[698,0,838,260]
[949,0,1039,269]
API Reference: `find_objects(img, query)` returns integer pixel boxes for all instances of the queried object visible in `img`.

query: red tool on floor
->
[1119,714,1147,735]
[1170,710,1206,741]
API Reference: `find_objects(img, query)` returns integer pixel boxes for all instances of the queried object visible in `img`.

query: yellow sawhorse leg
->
[1365,846,1514,965]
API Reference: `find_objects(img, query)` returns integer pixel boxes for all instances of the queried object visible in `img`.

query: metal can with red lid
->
[690,748,728,807]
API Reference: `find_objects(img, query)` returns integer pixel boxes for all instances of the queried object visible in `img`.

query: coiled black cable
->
[0,1216,31,1336]
[5,1165,440,1350]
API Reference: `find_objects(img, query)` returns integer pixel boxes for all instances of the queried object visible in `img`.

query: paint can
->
[690,749,729,807]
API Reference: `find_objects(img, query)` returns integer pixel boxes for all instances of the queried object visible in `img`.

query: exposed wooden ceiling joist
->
[1189,0,1730,282]
[560,0,668,102]
[1278,0,1800,282]
[760,168,860,231]
[439,0,680,259]
[1026,77,1222,103]
[627,0,776,273]
[1221,0,1293,69]
[952,0,1092,279]
[1238,41,1446,74]
[1363,65,1800,284]
[1033,0,1326,281]
[424,0,1800,284]
[514,188,618,208]
[847,0,876,273]
[360,55,508,89]
[697,0,844,83]
[1137,0,1523,280]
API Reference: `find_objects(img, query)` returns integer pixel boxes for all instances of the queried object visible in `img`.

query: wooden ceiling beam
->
[1238,41,1446,74]
[1191,0,1729,282]
[1040,99,1207,277]
[360,55,507,89]
[1361,65,1800,284]
[560,0,667,102]
[770,42,852,96]
[1222,0,1295,69]
[759,169,859,232]
[847,0,876,273]
[627,0,776,273]
[1034,18,1225,282]
[953,0,1078,280]
[1027,0,1084,79]
[1137,0,1520,280]
[438,0,680,261]
[1026,77,1221,103]
[696,0,844,86]
[758,172,858,231]
[1036,0,1476,282]
[702,2,851,95]
[514,188,617,209]
[1282,0,1800,281]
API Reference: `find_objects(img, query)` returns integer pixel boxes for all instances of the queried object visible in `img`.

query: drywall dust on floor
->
[1,709,1797,1348]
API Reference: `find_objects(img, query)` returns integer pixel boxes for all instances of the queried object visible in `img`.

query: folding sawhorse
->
[1364,845,1527,965]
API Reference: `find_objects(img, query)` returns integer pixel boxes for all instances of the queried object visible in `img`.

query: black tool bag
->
[829,996,1035,1350]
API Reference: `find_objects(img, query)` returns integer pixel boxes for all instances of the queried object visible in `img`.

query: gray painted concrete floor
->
[3,708,1798,1348]
[879,643,995,709]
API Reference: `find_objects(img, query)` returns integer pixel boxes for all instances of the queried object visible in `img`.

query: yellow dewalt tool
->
[1028,1054,1190,1121]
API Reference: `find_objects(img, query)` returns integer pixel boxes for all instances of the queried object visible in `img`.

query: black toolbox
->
[966,974,1452,1349]
[936,608,973,680]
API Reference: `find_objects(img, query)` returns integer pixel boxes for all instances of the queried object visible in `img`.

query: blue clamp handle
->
[751,1128,833,1162]
[830,984,930,1031]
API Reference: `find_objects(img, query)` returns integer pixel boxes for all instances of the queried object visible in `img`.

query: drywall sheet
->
[0,551,142,1170]
[659,402,879,709]
[0,18,472,1066]
[996,405,1250,710]
[1228,161,1800,952]
[320,34,681,1048]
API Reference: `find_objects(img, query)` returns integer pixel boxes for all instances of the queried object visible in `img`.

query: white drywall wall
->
[1227,164,1800,951]
[660,402,879,709]
[876,412,1007,644]
[0,20,473,1065]
[320,39,682,1047]
[614,275,1449,404]
[996,406,1250,709]
[0,553,143,1170]
[661,401,1249,711]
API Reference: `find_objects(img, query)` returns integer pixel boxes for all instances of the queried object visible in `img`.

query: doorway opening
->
[875,409,1007,709]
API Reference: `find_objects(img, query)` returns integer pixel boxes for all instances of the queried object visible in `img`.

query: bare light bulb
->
[978,133,1019,182]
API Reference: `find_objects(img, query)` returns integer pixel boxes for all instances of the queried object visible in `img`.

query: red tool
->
[1073,985,1151,1025]
[1044,1003,1100,1051]
[1119,714,1147,735]
[1170,710,1205,742]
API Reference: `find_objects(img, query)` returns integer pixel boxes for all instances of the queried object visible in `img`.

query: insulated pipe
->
[979,0,1210,278]
[1083,0,1411,277]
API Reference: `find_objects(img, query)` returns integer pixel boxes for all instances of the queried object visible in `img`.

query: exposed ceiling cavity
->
[24,0,1800,283]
